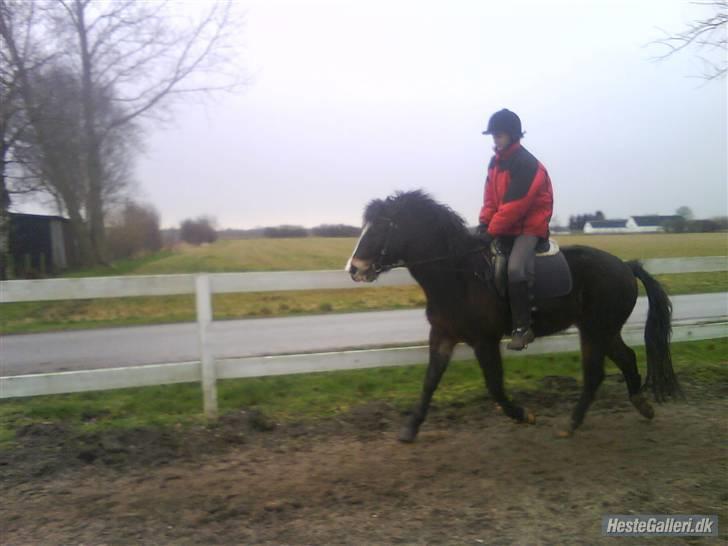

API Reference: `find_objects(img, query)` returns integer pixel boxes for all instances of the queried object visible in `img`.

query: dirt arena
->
[2,375,725,545]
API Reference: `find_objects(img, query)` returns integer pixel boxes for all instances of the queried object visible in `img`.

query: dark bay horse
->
[346,190,681,442]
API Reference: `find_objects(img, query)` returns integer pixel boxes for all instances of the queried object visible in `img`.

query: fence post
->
[195,274,218,419]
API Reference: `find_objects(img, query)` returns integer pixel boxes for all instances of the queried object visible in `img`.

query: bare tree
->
[10,63,139,263]
[651,0,727,80]
[0,0,136,266]
[0,1,33,195]
[0,0,40,274]
[2,0,243,266]
[1,1,108,264]
[17,66,89,254]
[50,0,242,263]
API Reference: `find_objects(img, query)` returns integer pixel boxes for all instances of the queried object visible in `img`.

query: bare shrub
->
[180,217,217,245]
[106,201,162,260]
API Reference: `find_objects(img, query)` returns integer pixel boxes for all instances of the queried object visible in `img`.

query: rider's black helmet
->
[482,109,524,141]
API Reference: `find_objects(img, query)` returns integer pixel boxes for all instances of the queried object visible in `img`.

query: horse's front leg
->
[474,338,535,424]
[398,329,455,443]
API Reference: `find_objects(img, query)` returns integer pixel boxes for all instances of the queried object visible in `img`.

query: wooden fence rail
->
[1,256,726,416]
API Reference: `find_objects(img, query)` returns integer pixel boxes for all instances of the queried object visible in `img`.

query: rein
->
[377,247,490,273]
[372,218,491,275]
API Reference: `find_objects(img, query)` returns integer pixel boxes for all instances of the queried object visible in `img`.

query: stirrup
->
[507,327,535,351]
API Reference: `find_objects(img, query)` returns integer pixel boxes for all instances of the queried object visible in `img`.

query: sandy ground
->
[1,375,726,545]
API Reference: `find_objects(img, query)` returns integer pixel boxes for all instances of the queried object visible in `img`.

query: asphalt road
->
[1,293,726,376]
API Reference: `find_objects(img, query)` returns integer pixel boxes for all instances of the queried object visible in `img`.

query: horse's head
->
[346,190,472,282]
[346,196,408,282]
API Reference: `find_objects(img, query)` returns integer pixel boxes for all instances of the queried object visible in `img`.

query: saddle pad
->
[534,250,572,299]
[536,239,560,257]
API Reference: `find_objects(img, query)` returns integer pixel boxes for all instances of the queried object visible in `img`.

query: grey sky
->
[32,0,728,229]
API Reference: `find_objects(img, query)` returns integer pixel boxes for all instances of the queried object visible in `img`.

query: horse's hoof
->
[398,427,417,443]
[554,419,574,438]
[515,409,536,424]
[630,394,655,420]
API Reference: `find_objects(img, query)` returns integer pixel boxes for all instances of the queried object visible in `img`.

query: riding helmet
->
[482,109,524,140]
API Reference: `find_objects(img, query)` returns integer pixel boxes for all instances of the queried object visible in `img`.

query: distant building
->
[583,215,684,234]
[583,219,629,234]
[626,215,683,233]
[8,213,74,275]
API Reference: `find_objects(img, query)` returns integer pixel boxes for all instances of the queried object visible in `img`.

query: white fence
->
[1,256,727,417]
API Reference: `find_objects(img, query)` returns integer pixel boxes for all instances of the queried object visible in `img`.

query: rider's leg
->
[507,234,538,350]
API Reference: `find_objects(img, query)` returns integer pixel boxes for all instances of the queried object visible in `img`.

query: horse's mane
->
[364,190,475,256]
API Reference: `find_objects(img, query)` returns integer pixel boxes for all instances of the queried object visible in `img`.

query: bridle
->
[371,218,402,274]
[370,217,491,276]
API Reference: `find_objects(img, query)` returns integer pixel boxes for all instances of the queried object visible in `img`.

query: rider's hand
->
[476,223,493,245]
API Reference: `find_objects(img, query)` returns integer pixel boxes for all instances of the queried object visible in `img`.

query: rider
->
[477,109,554,350]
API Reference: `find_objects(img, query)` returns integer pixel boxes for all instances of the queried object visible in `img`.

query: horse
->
[346,190,681,442]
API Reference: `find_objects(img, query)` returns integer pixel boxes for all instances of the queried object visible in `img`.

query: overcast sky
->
[32,0,728,229]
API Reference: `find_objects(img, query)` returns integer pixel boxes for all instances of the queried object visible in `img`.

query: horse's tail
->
[627,261,683,402]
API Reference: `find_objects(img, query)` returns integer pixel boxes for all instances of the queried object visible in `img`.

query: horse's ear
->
[364,198,386,224]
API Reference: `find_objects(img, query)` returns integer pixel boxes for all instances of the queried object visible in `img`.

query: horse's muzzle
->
[347,258,378,282]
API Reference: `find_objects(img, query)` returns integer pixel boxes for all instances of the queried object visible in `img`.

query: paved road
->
[1,293,726,376]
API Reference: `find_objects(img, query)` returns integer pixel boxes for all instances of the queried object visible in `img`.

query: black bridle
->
[371,218,491,275]
[372,218,401,274]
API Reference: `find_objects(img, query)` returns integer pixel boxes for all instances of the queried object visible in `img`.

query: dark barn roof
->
[631,215,681,227]
[9,212,69,222]
[588,219,628,228]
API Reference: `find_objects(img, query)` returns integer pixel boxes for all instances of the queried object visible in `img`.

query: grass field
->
[1,233,726,335]
[68,233,728,277]
[0,338,725,445]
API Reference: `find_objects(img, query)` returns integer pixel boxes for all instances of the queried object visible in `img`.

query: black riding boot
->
[507,281,535,350]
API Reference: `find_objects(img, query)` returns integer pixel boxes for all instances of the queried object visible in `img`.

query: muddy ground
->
[1,374,726,545]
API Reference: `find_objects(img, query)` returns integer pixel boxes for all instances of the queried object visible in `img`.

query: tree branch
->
[649,0,727,79]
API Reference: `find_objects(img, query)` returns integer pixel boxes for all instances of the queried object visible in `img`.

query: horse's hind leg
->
[560,332,606,436]
[607,335,654,419]
[475,339,535,424]
[398,329,455,443]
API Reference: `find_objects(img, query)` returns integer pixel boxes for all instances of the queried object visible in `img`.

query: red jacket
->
[479,142,553,238]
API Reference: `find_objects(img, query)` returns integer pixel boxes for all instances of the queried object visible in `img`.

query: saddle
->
[488,238,573,300]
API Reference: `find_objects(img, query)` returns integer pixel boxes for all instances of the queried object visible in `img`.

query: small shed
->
[8,213,73,275]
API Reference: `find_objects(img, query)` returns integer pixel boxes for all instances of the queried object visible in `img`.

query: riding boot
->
[507,281,535,350]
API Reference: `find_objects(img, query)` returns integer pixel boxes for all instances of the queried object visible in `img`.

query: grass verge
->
[1,338,725,446]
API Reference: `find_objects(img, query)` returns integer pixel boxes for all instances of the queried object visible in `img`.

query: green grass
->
[130,238,358,275]
[62,250,177,278]
[1,338,725,446]
[1,234,726,335]
[554,232,727,259]
[646,271,728,296]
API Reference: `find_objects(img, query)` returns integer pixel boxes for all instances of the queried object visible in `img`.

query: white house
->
[583,219,629,234]
[583,215,683,234]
